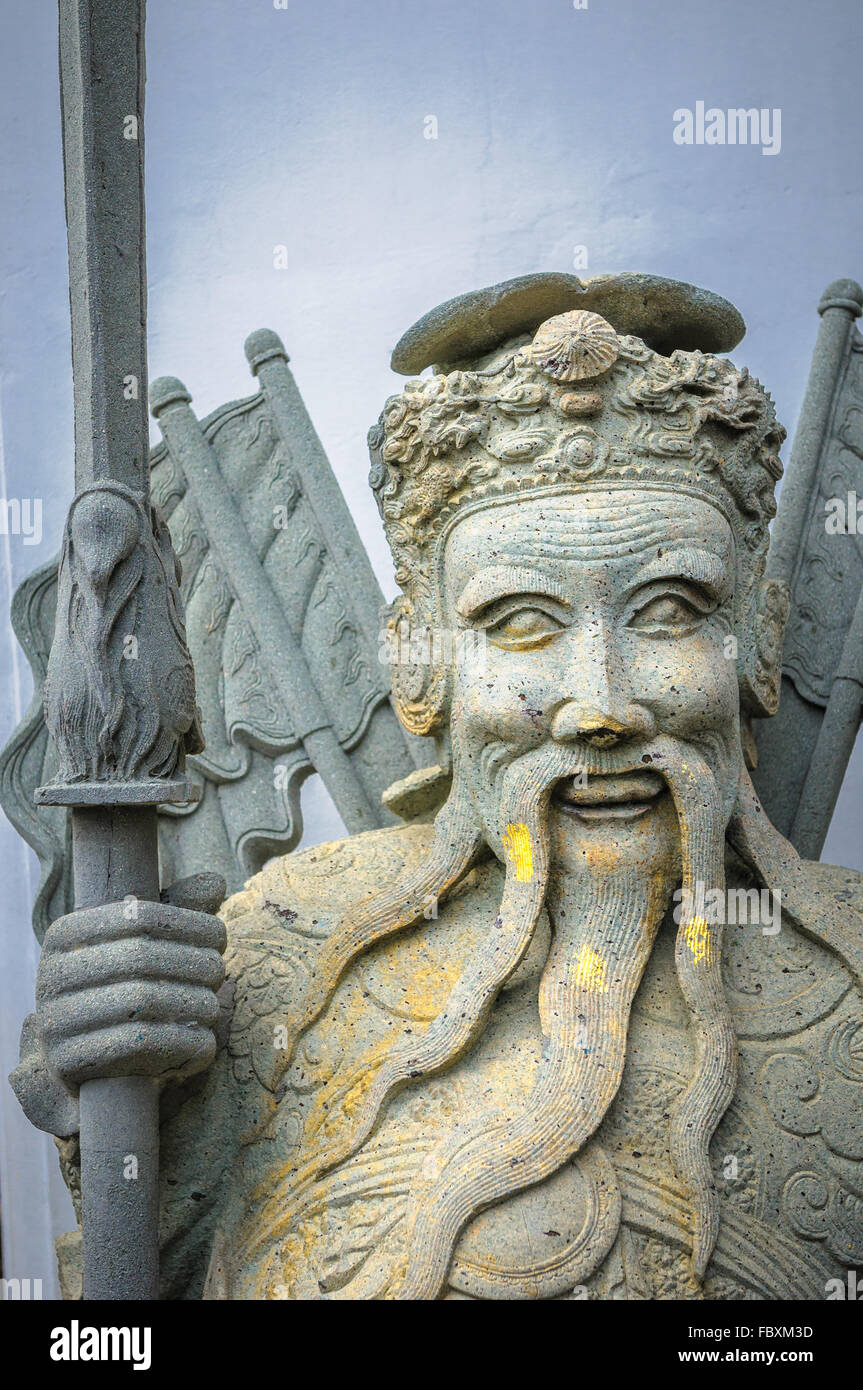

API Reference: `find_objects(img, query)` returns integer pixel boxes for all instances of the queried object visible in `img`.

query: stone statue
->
[11,273,863,1300]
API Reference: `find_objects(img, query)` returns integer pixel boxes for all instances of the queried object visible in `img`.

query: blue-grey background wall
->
[1,0,861,1288]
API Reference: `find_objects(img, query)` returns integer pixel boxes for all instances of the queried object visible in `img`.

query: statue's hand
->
[36,874,227,1091]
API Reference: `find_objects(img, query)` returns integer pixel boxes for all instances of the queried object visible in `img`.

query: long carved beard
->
[291,776,483,1039]
[395,861,673,1299]
[657,739,738,1281]
[298,743,568,1185]
[390,735,736,1299]
[282,730,744,1297]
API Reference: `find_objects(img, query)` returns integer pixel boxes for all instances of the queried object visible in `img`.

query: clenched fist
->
[36,874,227,1090]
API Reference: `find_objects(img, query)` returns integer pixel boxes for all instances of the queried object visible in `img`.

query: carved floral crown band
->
[368,307,785,605]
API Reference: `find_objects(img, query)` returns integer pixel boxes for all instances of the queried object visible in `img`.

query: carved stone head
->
[369,286,789,746]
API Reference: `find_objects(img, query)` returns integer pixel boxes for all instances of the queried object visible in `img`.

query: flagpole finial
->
[150,375,192,416]
[818,279,863,317]
[245,328,290,373]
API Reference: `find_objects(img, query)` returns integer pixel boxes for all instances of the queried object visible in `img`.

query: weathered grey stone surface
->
[753,279,863,855]
[391,271,746,374]
[14,277,863,1300]
[44,0,194,1300]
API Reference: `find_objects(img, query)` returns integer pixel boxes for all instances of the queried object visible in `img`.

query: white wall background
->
[1,0,862,1290]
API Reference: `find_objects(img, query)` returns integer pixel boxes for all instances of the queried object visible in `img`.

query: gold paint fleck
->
[684,915,713,966]
[573,944,608,993]
[502,822,534,881]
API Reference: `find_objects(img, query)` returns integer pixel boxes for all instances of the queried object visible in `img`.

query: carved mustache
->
[482,734,723,802]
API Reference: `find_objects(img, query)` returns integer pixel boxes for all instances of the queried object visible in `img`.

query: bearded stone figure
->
[22,279,863,1300]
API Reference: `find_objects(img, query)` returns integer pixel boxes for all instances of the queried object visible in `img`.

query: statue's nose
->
[550,703,652,748]
[552,709,632,748]
[549,620,654,748]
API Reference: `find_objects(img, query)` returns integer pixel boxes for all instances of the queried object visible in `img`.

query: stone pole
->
[36,0,201,1299]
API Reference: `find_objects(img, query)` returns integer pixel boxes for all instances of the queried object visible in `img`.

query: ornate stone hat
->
[389,271,745,374]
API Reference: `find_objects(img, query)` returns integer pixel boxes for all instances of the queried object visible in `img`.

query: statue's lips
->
[553,770,666,822]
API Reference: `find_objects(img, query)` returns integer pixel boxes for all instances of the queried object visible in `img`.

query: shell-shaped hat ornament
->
[530,309,620,382]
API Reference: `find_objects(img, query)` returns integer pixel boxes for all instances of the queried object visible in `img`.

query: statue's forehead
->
[443,489,734,574]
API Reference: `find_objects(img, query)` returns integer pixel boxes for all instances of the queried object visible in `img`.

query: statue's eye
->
[484,604,565,650]
[629,593,702,633]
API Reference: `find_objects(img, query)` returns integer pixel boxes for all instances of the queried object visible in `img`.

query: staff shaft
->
[53,0,166,1299]
[73,809,160,1300]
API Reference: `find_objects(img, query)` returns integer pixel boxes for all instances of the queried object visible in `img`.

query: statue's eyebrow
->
[629,546,730,598]
[456,565,569,619]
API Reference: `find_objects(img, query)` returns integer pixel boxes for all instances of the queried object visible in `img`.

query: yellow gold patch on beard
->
[573,943,609,993]
[502,823,534,881]
[683,915,714,967]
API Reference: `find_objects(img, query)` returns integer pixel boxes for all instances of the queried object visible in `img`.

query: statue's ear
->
[738,577,790,718]
[383,597,451,736]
